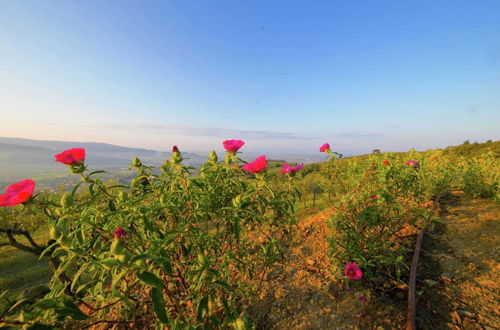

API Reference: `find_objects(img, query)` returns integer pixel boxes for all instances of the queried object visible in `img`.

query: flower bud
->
[208,150,218,163]
[170,150,182,164]
[70,163,86,174]
[132,157,142,168]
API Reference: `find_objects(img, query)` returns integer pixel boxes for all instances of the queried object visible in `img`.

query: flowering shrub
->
[322,146,428,284]
[0,145,296,328]
[1,139,497,327]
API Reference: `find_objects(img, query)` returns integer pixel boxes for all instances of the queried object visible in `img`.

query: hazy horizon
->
[1,1,499,154]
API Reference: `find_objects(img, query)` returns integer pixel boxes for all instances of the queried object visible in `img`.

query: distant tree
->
[463,140,470,145]
[303,176,323,207]
[372,149,381,154]
[486,139,492,143]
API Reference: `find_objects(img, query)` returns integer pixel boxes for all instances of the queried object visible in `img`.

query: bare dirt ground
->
[249,209,407,329]
[249,192,500,329]
[417,192,499,330]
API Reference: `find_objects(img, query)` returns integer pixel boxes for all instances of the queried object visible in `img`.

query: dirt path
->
[250,209,407,329]
[418,193,500,330]
[250,192,499,329]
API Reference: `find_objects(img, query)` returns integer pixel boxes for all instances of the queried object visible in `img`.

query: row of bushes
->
[0,141,498,328]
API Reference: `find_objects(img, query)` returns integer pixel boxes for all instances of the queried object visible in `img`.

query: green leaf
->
[70,181,83,199]
[213,280,234,291]
[108,200,116,212]
[150,287,169,324]
[137,271,163,290]
[234,217,240,241]
[70,263,89,292]
[56,299,89,320]
[158,257,173,274]
[89,170,109,175]
[197,295,208,321]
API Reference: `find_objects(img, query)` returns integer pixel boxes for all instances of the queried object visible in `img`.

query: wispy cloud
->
[104,123,317,140]
[466,105,479,114]
[326,131,385,139]
[101,123,385,141]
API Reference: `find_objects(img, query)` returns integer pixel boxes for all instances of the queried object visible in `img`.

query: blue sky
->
[0,0,499,155]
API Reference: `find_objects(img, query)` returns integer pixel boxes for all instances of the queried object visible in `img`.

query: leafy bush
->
[1,148,296,329]
[460,152,499,199]
[327,156,425,284]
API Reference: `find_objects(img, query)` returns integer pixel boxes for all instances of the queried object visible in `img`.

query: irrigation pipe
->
[406,193,445,330]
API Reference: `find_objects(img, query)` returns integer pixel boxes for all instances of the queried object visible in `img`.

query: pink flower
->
[407,160,420,167]
[371,194,377,200]
[344,263,362,280]
[281,163,293,174]
[54,148,86,165]
[223,140,245,152]
[0,179,35,207]
[383,160,390,166]
[242,155,267,173]
[114,227,126,239]
[281,163,304,174]
[319,143,330,153]
[359,295,367,302]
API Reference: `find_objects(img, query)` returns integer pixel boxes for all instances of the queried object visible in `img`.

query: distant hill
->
[442,140,500,157]
[0,137,206,188]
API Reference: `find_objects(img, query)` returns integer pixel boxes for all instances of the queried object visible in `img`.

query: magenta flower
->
[0,179,36,207]
[319,143,330,153]
[370,194,377,200]
[223,139,245,152]
[359,295,367,302]
[242,155,267,173]
[344,263,363,280]
[281,163,293,174]
[280,163,303,174]
[407,160,420,167]
[114,227,126,239]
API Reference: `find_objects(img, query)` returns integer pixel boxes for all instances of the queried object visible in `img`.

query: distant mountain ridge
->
[0,137,206,186]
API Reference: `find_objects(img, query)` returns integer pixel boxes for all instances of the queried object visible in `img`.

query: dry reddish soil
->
[249,209,407,329]
[417,193,499,330]
[249,192,500,330]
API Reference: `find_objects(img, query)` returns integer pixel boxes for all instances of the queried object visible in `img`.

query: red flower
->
[319,143,330,153]
[370,194,377,200]
[114,227,126,239]
[242,155,267,173]
[281,163,303,174]
[383,160,390,166]
[54,148,86,165]
[344,263,363,280]
[223,140,245,152]
[0,179,35,207]
[172,145,179,153]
